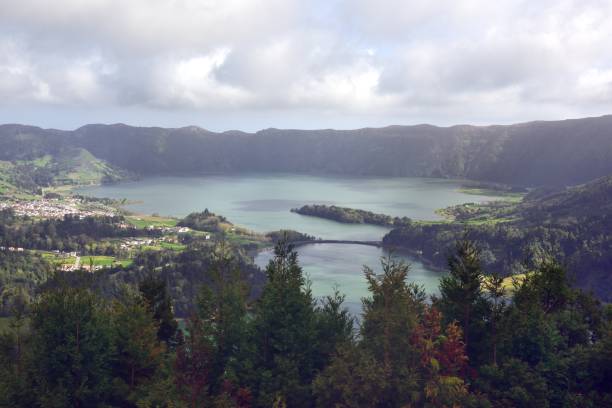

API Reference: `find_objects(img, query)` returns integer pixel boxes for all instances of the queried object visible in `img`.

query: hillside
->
[2,114,612,187]
[0,146,129,196]
[383,176,612,300]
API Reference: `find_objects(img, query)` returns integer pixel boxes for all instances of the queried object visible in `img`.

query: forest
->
[292,204,411,227]
[0,239,610,407]
[0,210,157,252]
[1,117,612,406]
[383,176,612,301]
[0,209,267,317]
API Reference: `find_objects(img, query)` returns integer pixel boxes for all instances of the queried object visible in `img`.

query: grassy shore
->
[458,186,525,203]
[126,215,178,228]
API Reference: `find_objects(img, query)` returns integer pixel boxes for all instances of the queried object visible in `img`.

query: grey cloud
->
[0,0,611,128]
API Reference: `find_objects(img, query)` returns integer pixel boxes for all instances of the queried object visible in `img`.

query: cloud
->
[0,0,611,129]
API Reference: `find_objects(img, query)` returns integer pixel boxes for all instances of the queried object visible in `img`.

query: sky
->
[1,0,612,131]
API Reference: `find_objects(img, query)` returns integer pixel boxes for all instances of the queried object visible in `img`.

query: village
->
[0,222,208,273]
[0,197,117,219]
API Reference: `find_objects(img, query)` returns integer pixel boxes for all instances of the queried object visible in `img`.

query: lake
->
[254,243,443,316]
[79,174,498,315]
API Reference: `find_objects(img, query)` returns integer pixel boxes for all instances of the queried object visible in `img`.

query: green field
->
[127,215,178,229]
[226,231,270,248]
[85,256,132,267]
[458,187,525,203]
[139,242,187,252]
[159,242,187,251]
[34,251,76,267]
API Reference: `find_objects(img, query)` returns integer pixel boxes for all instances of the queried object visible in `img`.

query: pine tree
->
[313,287,354,369]
[313,345,386,408]
[240,239,318,407]
[483,273,507,366]
[439,239,487,362]
[196,241,249,394]
[139,274,178,347]
[0,295,32,407]
[360,255,424,406]
[29,286,115,407]
[175,314,215,408]
[110,288,165,403]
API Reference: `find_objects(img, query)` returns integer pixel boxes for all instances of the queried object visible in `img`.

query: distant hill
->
[1,115,612,187]
[0,143,128,195]
[383,176,612,301]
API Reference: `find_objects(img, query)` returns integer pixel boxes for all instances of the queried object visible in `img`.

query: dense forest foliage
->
[0,209,155,252]
[1,240,610,407]
[383,176,612,301]
[292,204,411,227]
[265,229,317,243]
[100,243,266,317]
[0,210,266,317]
[0,251,52,316]
[3,115,612,187]
[177,210,230,233]
[1,116,612,406]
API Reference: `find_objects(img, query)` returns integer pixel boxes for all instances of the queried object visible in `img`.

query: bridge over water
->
[290,239,383,247]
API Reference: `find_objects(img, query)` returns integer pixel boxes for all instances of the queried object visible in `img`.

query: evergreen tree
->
[110,288,165,405]
[312,287,354,369]
[175,314,215,408]
[139,274,178,347]
[482,272,507,366]
[438,239,488,363]
[29,286,115,407]
[0,296,33,408]
[359,255,424,407]
[196,242,249,394]
[239,239,318,407]
[313,345,386,408]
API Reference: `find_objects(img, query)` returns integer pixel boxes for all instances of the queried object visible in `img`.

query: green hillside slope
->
[2,115,612,187]
[383,176,612,300]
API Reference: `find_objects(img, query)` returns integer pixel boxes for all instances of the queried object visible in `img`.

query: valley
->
[1,118,611,407]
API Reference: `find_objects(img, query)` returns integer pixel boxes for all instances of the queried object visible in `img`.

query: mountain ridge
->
[1,114,612,187]
[6,113,612,134]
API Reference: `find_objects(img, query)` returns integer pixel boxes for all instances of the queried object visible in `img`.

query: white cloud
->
[149,49,253,108]
[0,39,54,103]
[0,0,611,128]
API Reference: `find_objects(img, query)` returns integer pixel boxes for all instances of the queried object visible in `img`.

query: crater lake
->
[78,174,499,315]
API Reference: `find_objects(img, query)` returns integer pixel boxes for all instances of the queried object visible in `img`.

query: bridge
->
[289,239,383,247]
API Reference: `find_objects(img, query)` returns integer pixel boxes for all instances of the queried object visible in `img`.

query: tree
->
[238,239,318,407]
[483,273,507,366]
[313,287,354,369]
[513,260,572,314]
[110,288,165,404]
[475,358,550,408]
[360,255,424,407]
[139,274,178,347]
[196,241,250,394]
[313,346,386,408]
[29,286,115,407]
[412,306,471,407]
[0,296,33,408]
[438,239,487,363]
[174,315,215,408]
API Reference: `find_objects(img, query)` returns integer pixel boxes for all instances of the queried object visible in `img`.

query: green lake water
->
[79,174,498,315]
